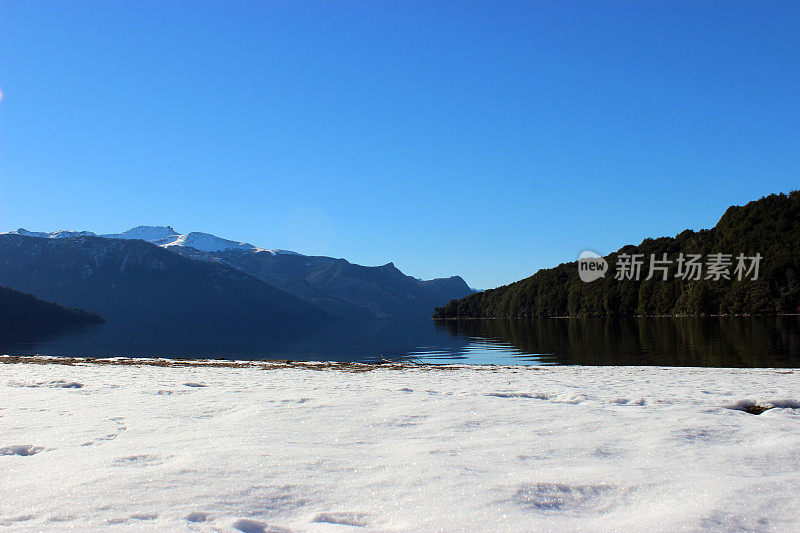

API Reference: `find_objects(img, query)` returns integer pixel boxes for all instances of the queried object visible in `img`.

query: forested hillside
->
[434,191,800,318]
[0,286,104,327]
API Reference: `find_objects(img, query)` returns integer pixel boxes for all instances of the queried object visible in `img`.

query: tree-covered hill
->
[434,191,800,319]
[0,286,105,327]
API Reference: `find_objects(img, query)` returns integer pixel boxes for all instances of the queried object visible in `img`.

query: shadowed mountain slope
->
[171,247,474,319]
[0,235,331,325]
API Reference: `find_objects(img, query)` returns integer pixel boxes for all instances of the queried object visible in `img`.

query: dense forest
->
[434,191,800,319]
[0,286,105,328]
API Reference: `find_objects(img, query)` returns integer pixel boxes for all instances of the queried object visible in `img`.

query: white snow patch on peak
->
[3,228,97,238]
[159,232,259,253]
[100,226,294,254]
[102,226,180,242]
[3,225,302,255]
[263,249,302,256]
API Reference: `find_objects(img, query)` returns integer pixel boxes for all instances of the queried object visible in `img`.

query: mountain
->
[3,226,473,319]
[10,229,98,239]
[171,247,474,318]
[101,225,180,242]
[103,226,295,254]
[434,191,800,319]
[0,234,331,325]
[6,226,298,255]
[0,285,104,328]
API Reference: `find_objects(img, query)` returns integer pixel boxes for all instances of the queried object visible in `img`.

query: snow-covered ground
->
[2,357,799,532]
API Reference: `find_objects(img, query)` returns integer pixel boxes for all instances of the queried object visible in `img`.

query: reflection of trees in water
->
[436,317,800,367]
[4,317,798,366]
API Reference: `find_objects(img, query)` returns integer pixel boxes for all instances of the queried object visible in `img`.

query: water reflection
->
[0,319,471,363]
[435,316,800,367]
[1,316,798,367]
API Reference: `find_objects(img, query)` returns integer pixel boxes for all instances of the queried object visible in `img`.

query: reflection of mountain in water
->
[435,317,800,368]
[4,317,798,368]
[0,319,473,363]
[0,323,101,350]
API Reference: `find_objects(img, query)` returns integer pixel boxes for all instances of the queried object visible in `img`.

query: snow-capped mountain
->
[101,225,180,242]
[8,228,98,239]
[4,226,299,255]
[101,226,267,253]
[0,233,330,324]
[2,225,474,319]
[154,231,282,254]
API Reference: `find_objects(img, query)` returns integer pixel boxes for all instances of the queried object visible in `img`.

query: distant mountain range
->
[0,226,473,324]
[434,191,800,319]
[10,225,299,254]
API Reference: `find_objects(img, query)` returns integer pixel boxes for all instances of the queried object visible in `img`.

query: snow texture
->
[5,228,97,239]
[3,226,301,256]
[101,225,180,242]
[1,359,799,531]
[156,231,261,253]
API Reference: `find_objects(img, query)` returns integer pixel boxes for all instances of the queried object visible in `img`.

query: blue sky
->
[1,1,798,289]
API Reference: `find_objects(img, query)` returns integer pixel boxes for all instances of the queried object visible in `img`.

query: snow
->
[3,228,97,238]
[3,225,303,256]
[101,225,180,242]
[264,249,302,256]
[157,231,260,253]
[100,225,290,254]
[154,231,301,255]
[2,359,799,531]
[100,226,256,253]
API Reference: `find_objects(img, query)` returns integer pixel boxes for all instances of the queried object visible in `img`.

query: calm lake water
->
[2,316,799,367]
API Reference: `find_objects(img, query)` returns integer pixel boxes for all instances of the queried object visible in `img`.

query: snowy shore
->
[2,357,800,532]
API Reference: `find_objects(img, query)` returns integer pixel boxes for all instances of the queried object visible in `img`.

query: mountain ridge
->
[0,234,331,325]
[171,246,473,319]
[1,226,474,320]
[6,226,295,255]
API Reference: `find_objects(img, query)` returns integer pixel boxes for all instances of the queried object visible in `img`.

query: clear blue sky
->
[1,1,798,289]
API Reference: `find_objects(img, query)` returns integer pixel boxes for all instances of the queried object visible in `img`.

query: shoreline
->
[2,354,799,372]
[433,313,800,320]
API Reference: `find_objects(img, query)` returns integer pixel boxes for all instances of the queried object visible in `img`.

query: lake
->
[2,316,799,367]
